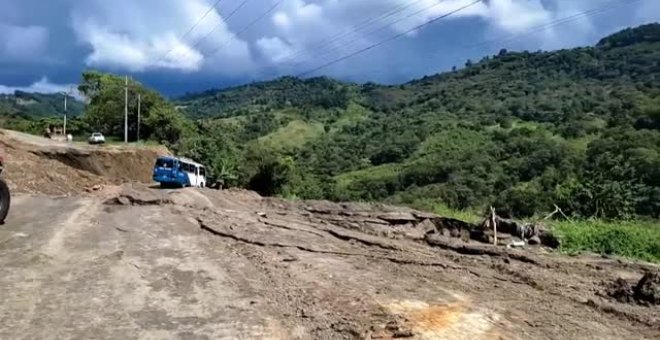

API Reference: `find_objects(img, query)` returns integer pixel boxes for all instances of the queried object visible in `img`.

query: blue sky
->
[0,0,659,96]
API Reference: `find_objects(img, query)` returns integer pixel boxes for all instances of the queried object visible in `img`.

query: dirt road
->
[0,185,657,339]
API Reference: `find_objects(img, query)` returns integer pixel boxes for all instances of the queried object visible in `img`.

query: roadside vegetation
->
[553,220,660,263]
[1,24,660,261]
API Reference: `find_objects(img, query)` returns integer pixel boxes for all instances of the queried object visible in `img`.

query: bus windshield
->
[155,158,174,169]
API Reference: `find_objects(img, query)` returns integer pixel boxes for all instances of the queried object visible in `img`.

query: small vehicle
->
[152,156,206,188]
[88,132,105,144]
[0,156,10,223]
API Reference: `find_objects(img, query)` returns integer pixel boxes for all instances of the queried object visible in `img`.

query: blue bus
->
[153,156,207,188]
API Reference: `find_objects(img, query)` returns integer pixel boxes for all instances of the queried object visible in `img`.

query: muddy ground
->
[0,184,658,340]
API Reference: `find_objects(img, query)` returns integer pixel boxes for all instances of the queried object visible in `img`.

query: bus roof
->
[158,156,205,168]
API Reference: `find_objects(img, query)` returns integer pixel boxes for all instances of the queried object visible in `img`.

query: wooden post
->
[490,206,497,246]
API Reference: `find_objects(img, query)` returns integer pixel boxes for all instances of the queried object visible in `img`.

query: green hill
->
[0,91,84,118]
[178,24,660,220]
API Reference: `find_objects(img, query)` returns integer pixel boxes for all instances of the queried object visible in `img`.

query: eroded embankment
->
[0,130,169,195]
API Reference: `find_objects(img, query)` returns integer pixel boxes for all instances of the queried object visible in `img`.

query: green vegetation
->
[258,120,324,150]
[552,220,660,262]
[77,70,194,147]
[0,91,84,118]
[0,91,86,136]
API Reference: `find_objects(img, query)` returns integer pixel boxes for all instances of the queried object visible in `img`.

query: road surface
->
[0,186,657,339]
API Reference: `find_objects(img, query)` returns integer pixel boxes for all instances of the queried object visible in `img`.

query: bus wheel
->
[0,178,10,223]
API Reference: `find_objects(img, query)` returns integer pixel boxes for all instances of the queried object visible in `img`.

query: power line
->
[297,0,483,77]
[180,0,225,42]
[172,0,251,61]
[463,0,643,51]
[161,0,225,60]
[282,0,427,64]
[204,0,283,58]
[255,0,447,80]
[290,0,452,71]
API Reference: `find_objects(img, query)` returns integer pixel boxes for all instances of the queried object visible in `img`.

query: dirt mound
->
[606,272,660,305]
[635,272,660,305]
[0,130,169,195]
[607,278,636,303]
[104,184,173,206]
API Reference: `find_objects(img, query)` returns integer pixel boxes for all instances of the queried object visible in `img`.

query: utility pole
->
[124,75,128,144]
[63,89,67,136]
[137,93,141,143]
[62,85,73,136]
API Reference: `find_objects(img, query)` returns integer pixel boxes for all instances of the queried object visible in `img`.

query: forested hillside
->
[0,91,85,135]
[175,23,660,220]
[0,91,84,118]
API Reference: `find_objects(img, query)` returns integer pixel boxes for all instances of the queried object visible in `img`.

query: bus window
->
[156,158,174,169]
[200,167,206,177]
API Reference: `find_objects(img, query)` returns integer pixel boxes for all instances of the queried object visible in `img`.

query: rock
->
[416,219,437,234]
[392,329,414,338]
[117,196,131,206]
[607,278,635,303]
[304,200,343,214]
[634,272,660,305]
[509,240,526,248]
[85,184,103,192]
[282,256,298,262]
[404,219,435,240]
[109,186,172,206]
[460,228,471,242]
[376,212,418,224]
[539,230,560,249]
[528,235,541,245]
[412,211,440,220]
[436,217,479,232]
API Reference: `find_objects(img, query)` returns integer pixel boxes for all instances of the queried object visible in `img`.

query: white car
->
[88,132,105,144]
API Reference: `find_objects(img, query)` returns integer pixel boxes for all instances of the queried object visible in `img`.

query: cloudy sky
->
[0,0,659,96]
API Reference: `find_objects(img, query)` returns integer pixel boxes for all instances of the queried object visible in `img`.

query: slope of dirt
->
[0,129,169,195]
[0,183,658,339]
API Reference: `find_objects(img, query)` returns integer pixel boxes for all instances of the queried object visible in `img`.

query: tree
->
[144,105,193,147]
[79,70,192,145]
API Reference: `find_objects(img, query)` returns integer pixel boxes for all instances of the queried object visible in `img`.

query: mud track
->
[0,184,658,339]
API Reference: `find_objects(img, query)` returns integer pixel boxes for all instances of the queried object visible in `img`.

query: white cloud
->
[257,0,632,71]
[1,0,660,90]
[272,12,292,28]
[0,77,77,96]
[73,17,203,72]
[256,37,295,63]
[70,0,254,74]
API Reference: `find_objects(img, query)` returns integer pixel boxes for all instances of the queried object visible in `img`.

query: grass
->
[258,120,324,150]
[335,163,402,190]
[552,220,660,263]
[395,195,660,263]
[331,102,369,131]
[432,203,482,224]
[387,196,483,224]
